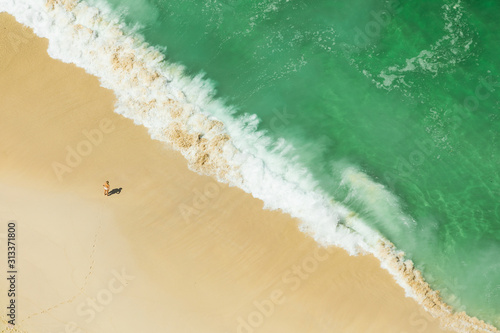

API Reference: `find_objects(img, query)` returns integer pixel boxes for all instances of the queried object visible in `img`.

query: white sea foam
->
[0,1,497,331]
[356,0,474,93]
[373,0,474,90]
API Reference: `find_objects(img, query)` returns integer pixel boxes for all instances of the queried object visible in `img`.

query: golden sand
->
[0,12,460,333]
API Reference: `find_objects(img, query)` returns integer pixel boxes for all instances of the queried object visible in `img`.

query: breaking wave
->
[0,0,497,332]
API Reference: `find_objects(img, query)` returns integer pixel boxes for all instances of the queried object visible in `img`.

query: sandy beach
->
[0,13,455,333]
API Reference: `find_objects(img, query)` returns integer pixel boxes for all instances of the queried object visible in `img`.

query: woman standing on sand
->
[103,181,110,196]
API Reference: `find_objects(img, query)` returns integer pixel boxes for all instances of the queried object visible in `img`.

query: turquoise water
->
[101,0,500,325]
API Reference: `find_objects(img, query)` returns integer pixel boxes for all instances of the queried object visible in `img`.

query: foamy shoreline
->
[0,0,498,331]
[0,13,455,331]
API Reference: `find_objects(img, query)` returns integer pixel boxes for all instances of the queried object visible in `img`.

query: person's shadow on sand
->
[108,188,123,196]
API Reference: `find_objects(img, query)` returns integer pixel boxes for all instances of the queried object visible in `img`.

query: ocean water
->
[98,0,500,325]
[2,0,499,330]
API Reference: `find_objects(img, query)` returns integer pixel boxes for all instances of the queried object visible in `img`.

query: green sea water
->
[98,0,500,325]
